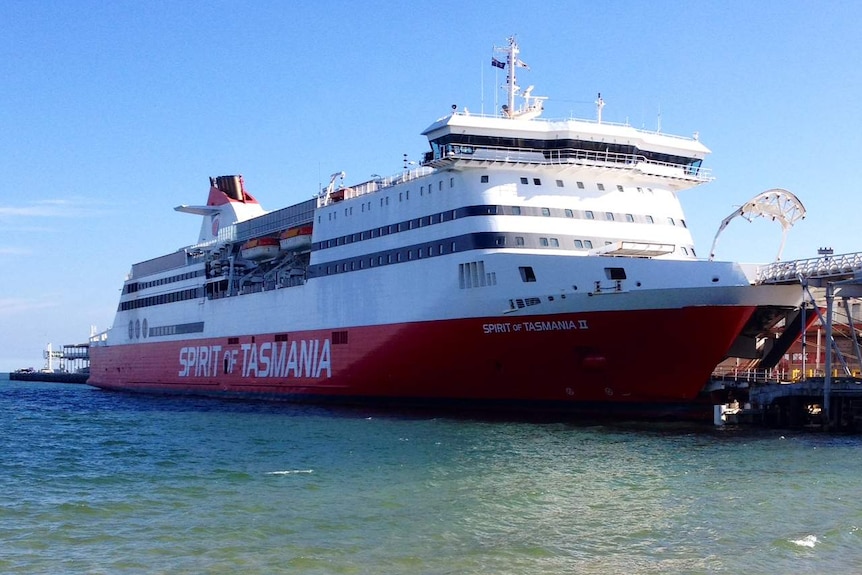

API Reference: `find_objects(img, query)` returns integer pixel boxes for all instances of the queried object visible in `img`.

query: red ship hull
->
[89,305,755,418]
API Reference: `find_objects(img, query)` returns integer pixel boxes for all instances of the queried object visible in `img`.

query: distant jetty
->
[10,371,89,384]
[10,342,90,384]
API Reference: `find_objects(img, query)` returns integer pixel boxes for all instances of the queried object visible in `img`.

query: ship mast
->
[493,36,545,120]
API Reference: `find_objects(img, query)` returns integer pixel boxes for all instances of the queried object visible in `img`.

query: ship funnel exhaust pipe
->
[213,175,245,201]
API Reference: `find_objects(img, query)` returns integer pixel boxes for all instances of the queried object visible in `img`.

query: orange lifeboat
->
[279,225,313,251]
[240,237,280,261]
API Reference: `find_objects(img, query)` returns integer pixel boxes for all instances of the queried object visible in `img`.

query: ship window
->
[574,239,583,248]
[128,321,134,339]
[399,192,403,202]
[597,183,605,191]
[691,247,697,257]
[605,267,627,280]
[556,179,564,187]
[625,213,634,222]
[520,177,529,184]
[606,212,614,221]
[519,266,536,282]
[682,246,689,255]
[584,240,593,249]
[512,206,521,215]
[428,246,433,257]
[533,178,541,185]
[481,175,489,183]
[438,244,444,254]
[406,190,410,199]
[495,236,506,246]
[573,181,584,190]
[681,219,687,228]
[408,250,413,260]
[616,185,624,192]
[450,177,454,188]
[550,238,559,247]
[541,207,550,216]
[515,236,525,246]
[451,241,456,252]
[540,237,549,246]
[668,217,675,226]
[439,180,443,191]
[646,215,655,224]
[585,211,594,220]
[637,187,643,193]
[565,209,573,218]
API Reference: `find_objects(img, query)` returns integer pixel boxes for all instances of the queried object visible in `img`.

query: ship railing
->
[426,144,711,181]
[446,110,704,143]
[757,251,862,284]
[317,166,436,207]
[711,367,792,384]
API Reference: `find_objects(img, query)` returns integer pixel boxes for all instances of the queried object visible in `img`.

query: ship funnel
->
[212,175,245,201]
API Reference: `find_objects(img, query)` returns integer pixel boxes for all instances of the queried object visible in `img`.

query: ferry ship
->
[89,38,803,416]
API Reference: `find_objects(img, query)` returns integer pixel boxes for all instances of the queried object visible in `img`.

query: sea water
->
[2,376,861,574]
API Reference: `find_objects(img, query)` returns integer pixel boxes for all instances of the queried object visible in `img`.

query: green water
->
[2,378,860,574]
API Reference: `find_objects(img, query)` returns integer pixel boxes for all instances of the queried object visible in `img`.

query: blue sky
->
[1,1,860,371]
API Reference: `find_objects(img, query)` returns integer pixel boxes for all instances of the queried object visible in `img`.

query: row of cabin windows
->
[317,203,686,252]
[482,174,654,194]
[118,287,202,311]
[324,177,456,222]
[325,242,458,274]
[327,174,662,222]
[124,270,202,294]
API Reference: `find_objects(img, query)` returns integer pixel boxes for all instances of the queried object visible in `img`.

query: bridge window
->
[549,238,559,247]
[606,212,615,221]
[565,209,573,218]
[585,211,594,220]
[512,206,521,215]
[646,215,654,224]
[556,180,564,187]
[533,178,542,185]
[515,236,525,246]
[574,239,583,248]
[541,207,551,216]
[584,240,593,249]
[540,237,549,247]
[625,213,634,222]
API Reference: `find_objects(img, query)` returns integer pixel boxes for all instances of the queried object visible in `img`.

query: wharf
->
[712,377,862,430]
[10,371,89,384]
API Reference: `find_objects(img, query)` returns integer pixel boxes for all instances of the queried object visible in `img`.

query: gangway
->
[744,251,862,426]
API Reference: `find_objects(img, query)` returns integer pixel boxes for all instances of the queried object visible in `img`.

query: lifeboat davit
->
[240,237,280,261]
[279,225,313,251]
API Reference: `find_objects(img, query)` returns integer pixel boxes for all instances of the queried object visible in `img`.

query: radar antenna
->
[708,188,806,262]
